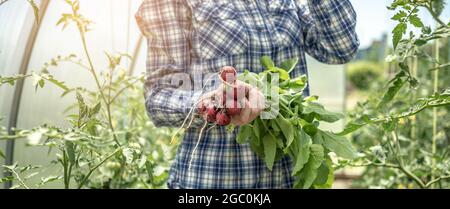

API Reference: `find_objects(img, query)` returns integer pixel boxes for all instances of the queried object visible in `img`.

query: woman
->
[135,0,359,189]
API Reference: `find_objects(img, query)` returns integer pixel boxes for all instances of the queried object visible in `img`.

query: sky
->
[350,0,450,48]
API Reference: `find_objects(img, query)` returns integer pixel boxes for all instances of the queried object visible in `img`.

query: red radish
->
[197,102,207,115]
[216,112,231,126]
[227,107,241,116]
[206,107,218,122]
[220,66,237,84]
[225,100,241,116]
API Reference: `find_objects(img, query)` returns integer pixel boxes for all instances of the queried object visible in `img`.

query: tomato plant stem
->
[9,167,29,189]
[63,150,69,189]
[78,148,121,189]
[410,57,418,141]
[431,38,440,187]
[79,30,121,147]
[391,131,425,189]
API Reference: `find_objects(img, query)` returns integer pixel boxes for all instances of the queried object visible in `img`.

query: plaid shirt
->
[136,0,359,189]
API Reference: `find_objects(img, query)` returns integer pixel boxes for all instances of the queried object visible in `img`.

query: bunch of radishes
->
[197,66,246,126]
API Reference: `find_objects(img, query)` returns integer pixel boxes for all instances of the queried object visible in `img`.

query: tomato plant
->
[342,0,450,188]
[0,0,177,189]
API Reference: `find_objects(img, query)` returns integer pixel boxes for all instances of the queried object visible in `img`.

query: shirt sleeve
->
[136,0,206,128]
[297,0,360,64]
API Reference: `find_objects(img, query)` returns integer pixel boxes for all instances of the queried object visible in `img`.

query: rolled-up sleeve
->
[297,0,360,64]
[136,0,205,128]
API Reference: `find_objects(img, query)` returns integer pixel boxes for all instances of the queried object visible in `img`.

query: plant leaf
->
[337,122,367,136]
[314,158,334,189]
[316,131,357,159]
[122,148,134,164]
[0,176,15,184]
[409,15,423,28]
[378,72,406,109]
[236,125,253,144]
[65,141,76,165]
[38,176,62,187]
[313,161,329,185]
[0,149,5,159]
[280,58,299,73]
[261,56,275,70]
[262,134,277,171]
[303,102,344,123]
[292,129,312,176]
[300,144,324,189]
[276,116,294,149]
[392,22,407,49]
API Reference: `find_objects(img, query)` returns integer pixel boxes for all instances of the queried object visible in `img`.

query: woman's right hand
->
[197,80,265,126]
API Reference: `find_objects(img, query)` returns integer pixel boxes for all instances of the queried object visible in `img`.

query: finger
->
[248,88,265,112]
[232,99,252,125]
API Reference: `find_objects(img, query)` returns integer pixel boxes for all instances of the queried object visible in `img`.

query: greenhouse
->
[0,0,449,190]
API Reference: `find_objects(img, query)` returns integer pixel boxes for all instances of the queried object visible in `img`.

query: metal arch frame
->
[4,0,50,189]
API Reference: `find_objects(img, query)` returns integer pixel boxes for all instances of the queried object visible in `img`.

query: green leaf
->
[43,74,69,91]
[287,75,307,90]
[262,134,277,171]
[314,158,334,189]
[414,39,427,46]
[378,72,407,108]
[0,176,14,184]
[409,15,423,28]
[19,165,41,173]
[261,56,275,70]
[0,74,28,86]
[238,70,262,88]
[268,67,290,81]
[145,161,154,179]
[137,154,147,169]
[249,133,265,159]
[0,149,5,159]
[392,22,406,49]
[276,116,294,149]
[391,11,407,21]
[313,161,330,185]
[300,144,324,189]
[253,119,262,139]
[382,118,398,132]
[432,0,446,16]
[65,141,76,165]
[316,131,357,159]
[237,125,253,144]
[337,122,367,136]
[38,176,62,187]
[280,58,299,73]
[88,102,101,117]
[292,129,312,176]
[303,102,344,123]
[122,148,134,164]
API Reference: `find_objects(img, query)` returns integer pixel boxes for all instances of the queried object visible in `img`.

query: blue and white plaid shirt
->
[136,0,359,189]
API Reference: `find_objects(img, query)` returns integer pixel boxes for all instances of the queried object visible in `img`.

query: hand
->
[230,83,265,126]
[197,79,265,126]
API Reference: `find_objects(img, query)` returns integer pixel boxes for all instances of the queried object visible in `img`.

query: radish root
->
[188,120,208,170]
[170,73,218,144]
